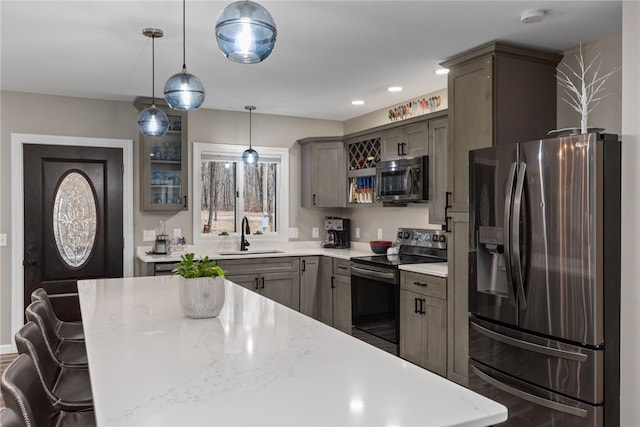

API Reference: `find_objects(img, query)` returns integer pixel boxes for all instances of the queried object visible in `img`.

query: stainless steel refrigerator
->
[468,133,620,426]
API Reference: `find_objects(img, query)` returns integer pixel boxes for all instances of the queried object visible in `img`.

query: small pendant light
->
[164,0,206,110]
[215,1,277,64]
[242,106,259,165]
[138,28,169,137]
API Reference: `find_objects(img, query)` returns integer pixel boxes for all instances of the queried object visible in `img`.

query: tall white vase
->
[179,276,226,318]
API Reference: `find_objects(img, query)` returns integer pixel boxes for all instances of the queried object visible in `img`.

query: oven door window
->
[351,272,399,344]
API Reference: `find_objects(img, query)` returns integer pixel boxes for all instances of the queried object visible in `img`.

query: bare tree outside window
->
[200,160,277,235]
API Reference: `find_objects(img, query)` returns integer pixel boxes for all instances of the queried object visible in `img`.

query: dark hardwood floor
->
[0,353,18,408]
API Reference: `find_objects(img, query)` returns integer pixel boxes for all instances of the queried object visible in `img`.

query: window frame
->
[192,142,289,245]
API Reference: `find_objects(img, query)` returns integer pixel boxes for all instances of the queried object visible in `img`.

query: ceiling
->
[0,1,622,121]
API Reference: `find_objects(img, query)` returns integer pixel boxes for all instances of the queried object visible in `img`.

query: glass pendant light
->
[215,1,277,64]
[138,28,169,137]
[164,0,205,110]
[242,106,259,164]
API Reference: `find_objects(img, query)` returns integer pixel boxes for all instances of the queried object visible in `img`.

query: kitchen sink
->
[218,249,285,256]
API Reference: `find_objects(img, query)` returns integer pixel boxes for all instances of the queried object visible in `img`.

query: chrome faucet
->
[241,216,251,251]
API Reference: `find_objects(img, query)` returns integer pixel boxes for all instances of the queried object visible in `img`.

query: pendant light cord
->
[249,108,252,149]
[151,34,156,104]
[182,0,187,70]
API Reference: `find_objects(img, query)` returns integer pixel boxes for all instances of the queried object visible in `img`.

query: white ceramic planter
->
[179,276,225,318]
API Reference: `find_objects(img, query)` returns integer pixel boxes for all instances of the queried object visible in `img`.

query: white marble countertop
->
[399,262,448,278]
[78,276,505,426]
[136,241,373,263]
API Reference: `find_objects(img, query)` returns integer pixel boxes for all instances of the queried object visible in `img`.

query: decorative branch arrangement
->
[556,44,620,134]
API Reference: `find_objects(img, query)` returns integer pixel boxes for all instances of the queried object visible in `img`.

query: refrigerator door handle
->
[512,162,528,309]
[470,364,588,418]
[503,161,518,307]
[470,321,588,362]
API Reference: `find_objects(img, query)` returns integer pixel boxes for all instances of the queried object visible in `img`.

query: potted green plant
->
[172,253,227,318]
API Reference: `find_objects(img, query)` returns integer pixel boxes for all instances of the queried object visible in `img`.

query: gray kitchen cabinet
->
[380,121,428,161]
[316,257,351,334]
[443,55,493,213]
[427,117,449,225]
[299,137,346,208]
[300,256,321,318]
[318,257,334,325]
[261,272,301,310]
[332,267,352,335]
[439,42,561,385]
[218,257,300,311]
[135,97,188,211]
[224,273,258,291]
[441,42,561,212]
[400,271,447,377]
[446,211,469,386]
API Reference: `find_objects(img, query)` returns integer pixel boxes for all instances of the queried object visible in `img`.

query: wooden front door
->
[23,144,124,321]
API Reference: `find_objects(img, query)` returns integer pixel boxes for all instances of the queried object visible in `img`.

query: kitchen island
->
[78,276,505,426]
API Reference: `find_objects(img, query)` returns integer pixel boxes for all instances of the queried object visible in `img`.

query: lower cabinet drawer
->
[333,258,350,276]
[401,271,446,300]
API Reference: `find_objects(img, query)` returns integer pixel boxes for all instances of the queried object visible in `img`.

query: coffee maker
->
[322,217,350,249]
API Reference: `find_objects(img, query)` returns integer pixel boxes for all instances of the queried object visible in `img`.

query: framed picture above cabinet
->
[135,97,188,211]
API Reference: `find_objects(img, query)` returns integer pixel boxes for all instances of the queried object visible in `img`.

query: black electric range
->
[350,228,448,355]
[351,228,448,267]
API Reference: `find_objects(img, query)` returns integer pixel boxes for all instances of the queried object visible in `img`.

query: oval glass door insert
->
[52,171,97,268]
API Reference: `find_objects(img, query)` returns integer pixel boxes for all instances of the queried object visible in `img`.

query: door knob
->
[24,258,37,266]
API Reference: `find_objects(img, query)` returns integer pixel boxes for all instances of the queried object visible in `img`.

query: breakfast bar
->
[78,276,507,426]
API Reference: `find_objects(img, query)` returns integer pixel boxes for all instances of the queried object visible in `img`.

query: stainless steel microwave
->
[376,156,428,203]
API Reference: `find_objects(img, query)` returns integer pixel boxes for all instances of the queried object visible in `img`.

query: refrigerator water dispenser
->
[477,226,509,297]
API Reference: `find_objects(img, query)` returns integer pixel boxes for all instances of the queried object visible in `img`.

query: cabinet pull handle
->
[183,195,188,209]
[444,191,452,231]
[397,143,402,156]
[414,298,420,313]
[420,298,426,315]
[313,194,317,205]
[402,143,407,156]
[413,281,428,287]
[254,277,259,290]
[331,276,335,289]
[302,260,306,272]
[261,277,265,289]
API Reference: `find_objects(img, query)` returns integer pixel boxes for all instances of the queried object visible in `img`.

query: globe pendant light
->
[215,1,277,64]
[164,0,205,110]
[242,106,259,164]
[138,28,169,137]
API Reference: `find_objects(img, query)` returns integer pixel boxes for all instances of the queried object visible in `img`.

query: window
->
[193,143,289,244]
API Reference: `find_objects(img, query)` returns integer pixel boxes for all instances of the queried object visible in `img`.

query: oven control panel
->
[396,228,447,250]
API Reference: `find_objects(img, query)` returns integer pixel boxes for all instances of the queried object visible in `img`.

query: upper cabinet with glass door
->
[135,98,188,211]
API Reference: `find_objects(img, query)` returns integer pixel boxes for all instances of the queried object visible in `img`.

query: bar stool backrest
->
[1,353,58,427]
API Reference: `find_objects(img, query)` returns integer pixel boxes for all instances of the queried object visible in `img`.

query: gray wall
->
[0,91,342,345]
[620,3,640,424]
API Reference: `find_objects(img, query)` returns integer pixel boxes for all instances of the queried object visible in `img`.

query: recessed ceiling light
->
[387,86,403,92]
[351,100,365,105]
[435,68,449,75]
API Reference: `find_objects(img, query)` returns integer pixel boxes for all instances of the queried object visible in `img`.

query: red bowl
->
[370,240,393,254]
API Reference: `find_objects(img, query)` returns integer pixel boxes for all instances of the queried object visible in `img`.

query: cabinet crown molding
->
[440,41,563,69]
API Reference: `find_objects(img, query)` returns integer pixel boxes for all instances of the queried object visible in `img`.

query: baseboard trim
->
[0,343,17,354]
